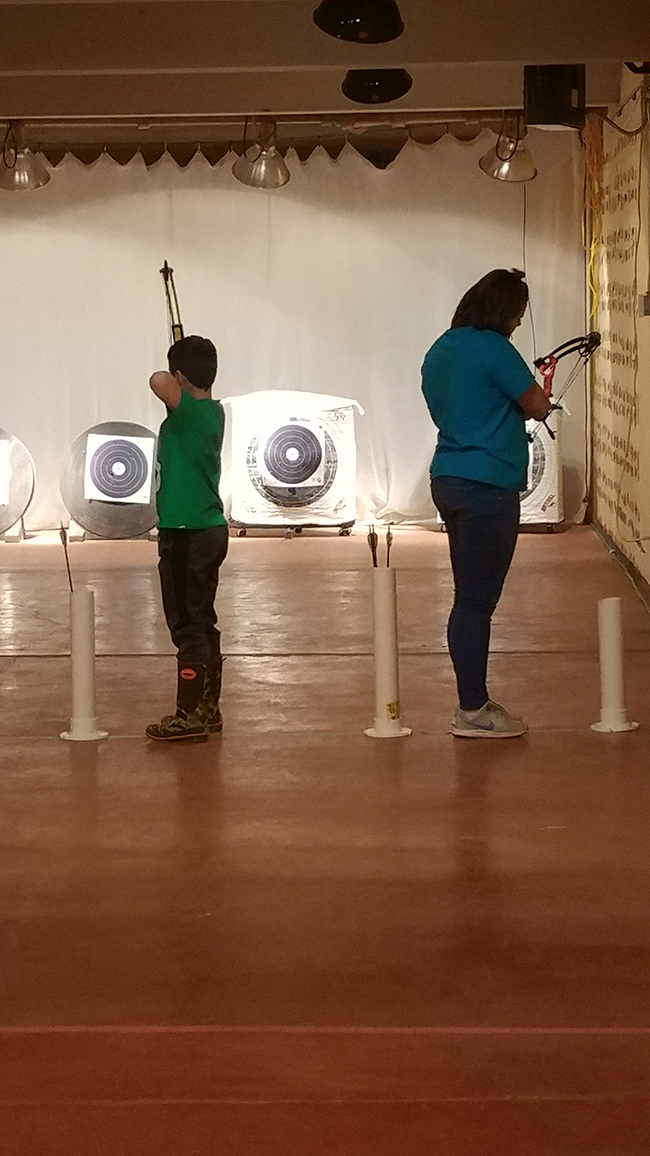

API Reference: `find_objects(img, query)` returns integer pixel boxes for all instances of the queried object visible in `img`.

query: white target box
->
[83,434,155,505]
[0,441,10,506]
[224,391,363,527]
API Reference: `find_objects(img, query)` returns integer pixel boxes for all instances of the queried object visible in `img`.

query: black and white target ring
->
[263,425,323,485]
[89,438,149,500]
[248,427,337,509]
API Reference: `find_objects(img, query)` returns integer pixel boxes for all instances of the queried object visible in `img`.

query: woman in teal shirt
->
[422,269,551,738]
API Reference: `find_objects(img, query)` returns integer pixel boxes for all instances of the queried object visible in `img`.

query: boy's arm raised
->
[150,371,181,410]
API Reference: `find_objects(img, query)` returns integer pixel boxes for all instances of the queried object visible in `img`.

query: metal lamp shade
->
[232,149,259,186]
[248,145,291,189]
[0,148,50,191]
[313,0,404,43]
[479,138,537,183]
[342,67,412,104]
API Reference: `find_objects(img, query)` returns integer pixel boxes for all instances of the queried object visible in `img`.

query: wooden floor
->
[1,525,649,1154]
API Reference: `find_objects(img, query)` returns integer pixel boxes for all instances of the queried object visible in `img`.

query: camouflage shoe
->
[206,656,223,733]
[146,707,209,743]
[206,703,223,734]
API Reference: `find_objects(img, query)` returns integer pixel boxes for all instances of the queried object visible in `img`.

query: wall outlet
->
[639,294,650,317]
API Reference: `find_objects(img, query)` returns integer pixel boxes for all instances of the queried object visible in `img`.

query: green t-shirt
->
[156,390,227,529]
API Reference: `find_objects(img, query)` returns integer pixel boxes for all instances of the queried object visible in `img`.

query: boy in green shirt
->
[146,336,229,742]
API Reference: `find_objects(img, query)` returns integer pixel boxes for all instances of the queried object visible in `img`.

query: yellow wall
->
[591,77,650,578]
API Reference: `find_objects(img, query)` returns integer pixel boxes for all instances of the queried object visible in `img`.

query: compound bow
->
[529,331,601,441]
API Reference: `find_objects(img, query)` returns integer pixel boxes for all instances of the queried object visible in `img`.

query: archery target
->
[248,427,336,508]
[60,422,158,539]
[0,441,9,506]
[522,428,548,501]
[260,421,326,488]
[225,391,361,526]
[520,413,563,524]
[84,434,154,504]
[0,430,35,532]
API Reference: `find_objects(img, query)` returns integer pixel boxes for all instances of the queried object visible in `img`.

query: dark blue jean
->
[158,525,230,666]
[431,475,520,711]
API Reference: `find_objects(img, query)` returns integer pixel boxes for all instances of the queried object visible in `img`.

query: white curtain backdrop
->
[0,130,586,530]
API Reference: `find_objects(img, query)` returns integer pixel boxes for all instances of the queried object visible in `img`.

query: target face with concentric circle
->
[248,428,337,508]
[84,434,154,504]
[262,423,325,486]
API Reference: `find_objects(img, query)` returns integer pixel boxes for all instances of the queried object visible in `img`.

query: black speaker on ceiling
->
[524,64,586,129]
[342,68,412,104]
[313,1,404,43]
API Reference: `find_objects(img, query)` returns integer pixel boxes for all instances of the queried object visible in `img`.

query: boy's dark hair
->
[168,335,218,391]
[451,269,529,337]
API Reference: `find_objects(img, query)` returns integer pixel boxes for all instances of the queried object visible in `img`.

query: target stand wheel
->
[60,422,158,540]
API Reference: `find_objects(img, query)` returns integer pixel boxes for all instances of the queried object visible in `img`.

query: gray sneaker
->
[451,699,528,739]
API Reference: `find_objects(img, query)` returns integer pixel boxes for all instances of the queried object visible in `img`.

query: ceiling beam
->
[0,62,622,119]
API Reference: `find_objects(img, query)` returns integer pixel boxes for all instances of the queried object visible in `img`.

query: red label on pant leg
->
[180,668,197,680]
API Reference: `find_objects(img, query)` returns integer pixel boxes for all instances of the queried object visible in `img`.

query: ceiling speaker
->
[313,1,403,43]
[342,68,413,104]
[524,64,586,129]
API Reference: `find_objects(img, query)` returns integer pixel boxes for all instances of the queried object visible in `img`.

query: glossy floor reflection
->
[1,527,649,1154]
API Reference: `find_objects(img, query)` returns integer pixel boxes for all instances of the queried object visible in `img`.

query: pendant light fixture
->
[313,0,403,43]
[0,121,51,191]
[479,115,537,183]
[342,68,413,104]
[232,152,256,185]
[232,119,290,189]
[248,137,291,189]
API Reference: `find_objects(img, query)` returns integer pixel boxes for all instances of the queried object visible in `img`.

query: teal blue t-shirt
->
[421,327,534,491]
